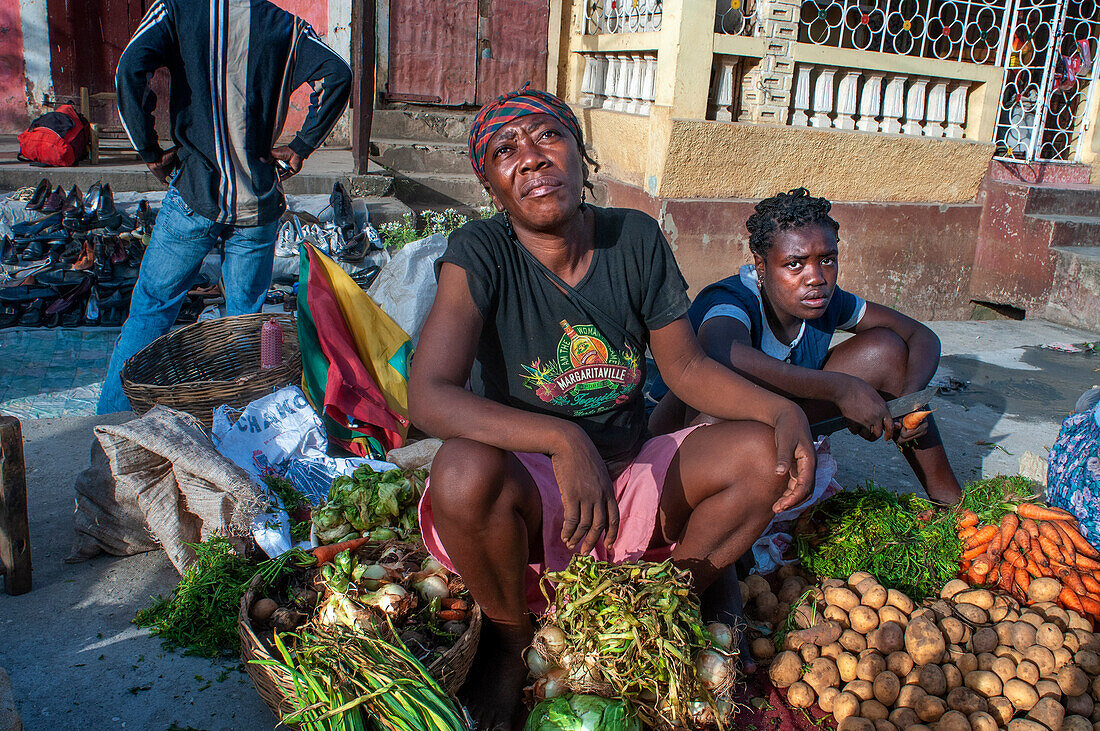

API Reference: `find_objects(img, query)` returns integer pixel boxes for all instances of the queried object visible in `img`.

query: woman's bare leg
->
[428,438,543,731]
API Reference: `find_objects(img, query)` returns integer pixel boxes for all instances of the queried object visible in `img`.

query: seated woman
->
[650,188,962,505]
[408,89,816,730]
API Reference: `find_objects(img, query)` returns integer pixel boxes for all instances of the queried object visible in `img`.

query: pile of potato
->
[762,571,1100,731]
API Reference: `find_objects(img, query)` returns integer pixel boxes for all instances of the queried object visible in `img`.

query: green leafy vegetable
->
[524,694,641,731]
[312,467,427,545]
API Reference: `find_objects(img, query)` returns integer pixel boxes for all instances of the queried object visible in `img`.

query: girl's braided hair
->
[745,188,839,259]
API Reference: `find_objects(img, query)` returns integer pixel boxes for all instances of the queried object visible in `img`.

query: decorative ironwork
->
[715,0,759,35]
[585,0,663,34]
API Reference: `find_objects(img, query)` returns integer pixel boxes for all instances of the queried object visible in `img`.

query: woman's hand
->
[550,425,620,553]
[833,373,894,442]
[771,405,816,514]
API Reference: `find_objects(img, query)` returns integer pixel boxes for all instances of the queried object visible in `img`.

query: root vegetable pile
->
[956,502,1100,629]
[528,555,741,730]
[759,570,1100,731]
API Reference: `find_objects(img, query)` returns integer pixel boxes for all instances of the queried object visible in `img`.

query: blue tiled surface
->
[0,327,118,418]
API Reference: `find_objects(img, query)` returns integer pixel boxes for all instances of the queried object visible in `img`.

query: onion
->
[363,583,408,616]
[525,647,555,678]
[695,649,732,691]
[542,676,566,699]
[707,622,734,650]
[360,563,388,590]
[562,652,600,686]
[534,625,567,656]
[413,574,450,601]
[422,557,448,576]
[687,701,715,726]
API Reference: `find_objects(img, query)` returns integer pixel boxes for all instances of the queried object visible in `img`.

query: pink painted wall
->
[0,0,27,133]
[271,0,331,144]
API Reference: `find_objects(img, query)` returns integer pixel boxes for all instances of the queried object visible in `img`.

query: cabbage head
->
[524,695,641,731]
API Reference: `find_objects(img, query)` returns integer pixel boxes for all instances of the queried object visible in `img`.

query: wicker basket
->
[121,313,301,427]
[238,545,482,721]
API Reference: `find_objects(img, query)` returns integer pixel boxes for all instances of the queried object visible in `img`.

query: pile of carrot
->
[956,502,1100,627]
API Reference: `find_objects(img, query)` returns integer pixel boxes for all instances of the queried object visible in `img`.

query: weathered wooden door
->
[48,0,147,97]
[387,0,548,106]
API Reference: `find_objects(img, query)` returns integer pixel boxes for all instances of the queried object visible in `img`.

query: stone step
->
[392,171,487,209]
[1046,246,1100,331]
[1024,212,1100,248]
[372,108,477,145]
[370,137,471,175]
[1024,183,1100,218]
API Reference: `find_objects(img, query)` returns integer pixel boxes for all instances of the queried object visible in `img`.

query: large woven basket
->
[121,313,301,427]
[238,543,482,722]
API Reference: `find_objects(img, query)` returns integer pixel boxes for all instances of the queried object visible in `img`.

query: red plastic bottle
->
[260,318,283,369]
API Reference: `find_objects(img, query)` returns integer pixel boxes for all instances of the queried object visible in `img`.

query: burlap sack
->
[67,406,263,573]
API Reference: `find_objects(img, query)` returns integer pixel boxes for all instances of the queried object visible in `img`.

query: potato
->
[863,585,888,611]
[1074,628,1100,652]
[838,652,859,682]
[941,579,969,600]
[1009,621,1038,653]
[805,657,841,694]
[1023,645,1056,676]
[1046,606,1071,631]
[1035,622,1064,651]
[838,719,875,731]
[1015,659,1040,686]
[915,695,947,723]
[939,617,966,645]
[868,622,905,656]
[936,710,971,731]
[849,571,874,587]
[955,603,989,625]
[1055,646,1073,668]
[841,629,869,653]
[1068,692,1095,718]
[822,642,844,659]
[1093,675,1100,703]
[791,603,819,630]
[789,621,845,650]
[851,606,881,635]
[994,621,1015,646]
[769,650,802,688]
[787,680,816,708]
[1036,679,1062,700]
[968,710,998,731]
[905,667,922,686]
[845,679,875,701]
[990,597,1011,623]
[977,653,997,672]
[886,651,914,677]
[955,588,995,610]
[1026,696,1065,731]
[987,696,1015,725]
[861,699,889,721]
[822,577,846,590]
[1020,611,1045,629]
[833,691,862,723]
[905,617,946,666]
[947,685,989,715]
[744,573,770,600]
[857,653,887,682]
[751,637,776,661]
[873,720,897,731]
[873,670,901,706]
[966,670,1005,699]
[825,604,852,629]
[918,664,947,696]
[1064,631,1081,654]
[971,628,999,656]
[1004,678,1040,711]
[779,576,810,605]
[754,590,779,619]
[910,607,932,622]
[1077,650,1100,675]
[930,599,955,621]
[889,707,918,729]
[897,684,926,709]
[800,643,821,662]
[1062,715,1093,731]
[1060,666,1091,697]
[879,606,909,628]
[995,646,1024,663]
[1027,577,1062,603]
[818,686,841,713]
[944,663,964,692]
[991,656,1017,684]
[827,587,862,612]
[1007,720,1051,731]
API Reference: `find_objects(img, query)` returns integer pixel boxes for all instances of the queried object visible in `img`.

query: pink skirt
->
[417,425,704,612]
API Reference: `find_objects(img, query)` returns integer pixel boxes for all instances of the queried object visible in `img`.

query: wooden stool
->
[0,415,31,595]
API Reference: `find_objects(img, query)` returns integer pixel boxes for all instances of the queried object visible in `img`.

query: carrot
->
[1079,594,1100,618]
[1015,567,1031,593]
[958,510,979,529]
[310,535,371,566]
[1075,555,1100,571]
[1081,573,1100,595]
[1037,536,1065,565]
[1064,570,1088,596]
[436,609,468,622]
[441,598,469,611]
[1017,503,1075,521]
[972,556,993,576]
[1060,586,1087,615]
[965,524,998,548]
[987,564,1000,585]
[958,525,978,542]
[999,564,1015,592]
[1052,522,1078,563]
[1037,563,1053,578]
[1024,559,1043,578]
[1002,548,1026,569]
[1060,523,1100,559]
[901,410,932,430]
[1000,513,1020,554]
[1022,518,1041,539]
[1013,528,1032,554]
[963,543,992,561]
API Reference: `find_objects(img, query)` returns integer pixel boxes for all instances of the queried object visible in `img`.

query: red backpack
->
[17,104,91,167]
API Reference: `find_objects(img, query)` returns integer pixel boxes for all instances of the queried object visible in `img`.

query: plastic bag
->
[367,233,448,346]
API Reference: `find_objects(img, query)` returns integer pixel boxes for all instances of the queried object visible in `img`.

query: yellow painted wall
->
[574,106,660,189]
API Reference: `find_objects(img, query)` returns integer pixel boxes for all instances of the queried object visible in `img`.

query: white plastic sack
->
[367,233,448,346]
[211,385,327,481]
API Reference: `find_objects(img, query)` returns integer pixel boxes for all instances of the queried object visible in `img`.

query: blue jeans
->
[97,186,280,414]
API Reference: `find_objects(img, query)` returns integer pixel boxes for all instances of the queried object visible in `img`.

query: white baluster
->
[925,81,948,138]
[834,70,861,130]
[626,55,645,113]
[946,83,969,139]
[593,56,609,106]
[602,56,620,109]
[714,60,734,122]
[640,55,656,115]
[580,56,597,107]
[856,72,884,133]
[811,67,836,128]
[617,54,634,111]
[881,75,906,134]
[791,66,811,127]
[903,78,928,136]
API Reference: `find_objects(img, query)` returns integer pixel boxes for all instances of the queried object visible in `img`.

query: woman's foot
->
[460,620,531,731]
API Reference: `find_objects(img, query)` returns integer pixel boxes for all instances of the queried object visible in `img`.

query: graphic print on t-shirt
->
[519,320,642,416]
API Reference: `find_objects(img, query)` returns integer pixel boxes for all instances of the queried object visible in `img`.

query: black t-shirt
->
[438,206,690,470]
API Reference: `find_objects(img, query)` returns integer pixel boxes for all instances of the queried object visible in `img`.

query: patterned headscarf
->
[467,85,584,183]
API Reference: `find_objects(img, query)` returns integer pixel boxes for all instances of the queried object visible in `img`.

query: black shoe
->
[25,178,50,211]
[93,238,113,280]
[12,210,62,238]
[62,185,83,219]
[330,182,356,240]
[338,231,367,263]
[23,239,48,261]
[0,236,16,265]
[40,186,66,213]
[99,287,126,326]
[88,183,121,231]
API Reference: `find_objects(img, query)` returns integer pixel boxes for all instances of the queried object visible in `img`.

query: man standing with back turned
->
[97,0,352,414]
